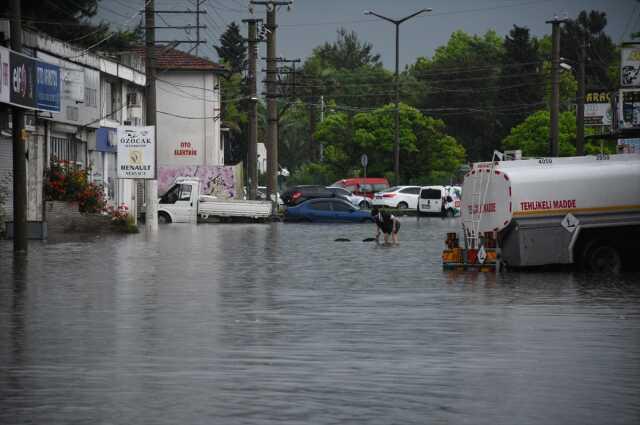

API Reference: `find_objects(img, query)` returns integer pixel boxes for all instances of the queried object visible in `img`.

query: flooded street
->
[1,217,639,425]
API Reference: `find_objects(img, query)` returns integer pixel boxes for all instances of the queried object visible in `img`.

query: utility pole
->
[141,5,207,228]
[364,8,432,185]
[251,1,292,214]
[145,0,159,233]
[10,0,27,254]
[196,0,203,56]
[320,95,324,161]
[243,18,262,200]
[546,16,568,157]
[576,40,586,156]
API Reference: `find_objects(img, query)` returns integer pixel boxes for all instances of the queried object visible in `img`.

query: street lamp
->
[364,8,432,185]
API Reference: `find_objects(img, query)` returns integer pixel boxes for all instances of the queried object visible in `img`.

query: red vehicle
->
[331,178,390,199]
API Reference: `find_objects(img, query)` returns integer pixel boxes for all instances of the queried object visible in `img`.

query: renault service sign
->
[117,126,155,179]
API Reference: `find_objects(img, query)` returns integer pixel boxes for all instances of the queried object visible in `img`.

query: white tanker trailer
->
[442,154,640,272]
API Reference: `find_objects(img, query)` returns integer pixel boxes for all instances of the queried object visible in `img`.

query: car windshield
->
[381,186,399,193]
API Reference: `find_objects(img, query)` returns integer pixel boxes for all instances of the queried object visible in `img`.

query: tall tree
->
[214,22,247,75]
[292,30,390,162]
[409,30,504,161]
[0,0,143,50]
[502,110,611,156]
[497,26,544,139]
[310,103,466,184]
[313,27,382,71]
[560,10,617,90]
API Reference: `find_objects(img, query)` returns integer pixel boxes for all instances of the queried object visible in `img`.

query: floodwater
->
[1,217,639,425]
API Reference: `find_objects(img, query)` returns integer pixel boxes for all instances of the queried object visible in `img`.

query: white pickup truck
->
[157,177,273,223]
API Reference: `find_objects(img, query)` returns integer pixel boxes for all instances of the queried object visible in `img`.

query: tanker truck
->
[442,153,640,272]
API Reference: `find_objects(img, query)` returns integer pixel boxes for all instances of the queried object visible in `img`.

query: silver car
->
[326,186,371,209]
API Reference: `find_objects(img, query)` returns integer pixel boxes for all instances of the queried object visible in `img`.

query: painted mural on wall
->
[158,165,235,198]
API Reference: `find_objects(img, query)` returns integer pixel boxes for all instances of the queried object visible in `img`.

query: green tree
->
[502,110,611,156]
[294,30,391,161]
[560,10,618,90]
[214,22,247,75]
[497,26,544,138]
[312,103,465,184]
[313,27,382,70]
[0,0,143,50]
[220,73,248,165]
[409,30,504,161]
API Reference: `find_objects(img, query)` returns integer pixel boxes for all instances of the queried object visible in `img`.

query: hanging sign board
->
[0,46,60,112]
[35,61,61,112]
[10,51,36,109]
[621,47,640,87]
[117,126,156,179]
[584,91,611,126]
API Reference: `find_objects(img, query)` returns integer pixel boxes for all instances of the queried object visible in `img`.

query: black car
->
[281,185,341,206]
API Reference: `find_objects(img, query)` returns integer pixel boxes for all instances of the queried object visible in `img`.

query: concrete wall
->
[156,71,222,168]
[45,201,116,235]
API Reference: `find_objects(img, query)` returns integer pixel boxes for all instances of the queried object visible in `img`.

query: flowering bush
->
[45,160,107,213]
[107,203,138,233]
[107,204,129,225]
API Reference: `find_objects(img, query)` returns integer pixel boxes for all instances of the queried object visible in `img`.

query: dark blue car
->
[285,198,373,223]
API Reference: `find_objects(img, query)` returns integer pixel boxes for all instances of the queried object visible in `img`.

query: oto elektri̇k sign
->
[117,126,156,179]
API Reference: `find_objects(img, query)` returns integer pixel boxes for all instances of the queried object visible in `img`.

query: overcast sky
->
[98,0,637,69]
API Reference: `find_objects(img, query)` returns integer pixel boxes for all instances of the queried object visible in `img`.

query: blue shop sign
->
[96,127,117,153]
[36,61,60,112]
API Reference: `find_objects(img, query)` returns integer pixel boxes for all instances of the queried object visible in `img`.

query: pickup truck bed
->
[198,198,273,220]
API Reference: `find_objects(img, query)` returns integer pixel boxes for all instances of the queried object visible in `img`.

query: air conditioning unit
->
[126,92,140,107]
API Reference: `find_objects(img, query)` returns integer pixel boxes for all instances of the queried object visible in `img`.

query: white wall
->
[156,71,222,167]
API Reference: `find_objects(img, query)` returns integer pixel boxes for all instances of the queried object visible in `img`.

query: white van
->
[417,185,461,217]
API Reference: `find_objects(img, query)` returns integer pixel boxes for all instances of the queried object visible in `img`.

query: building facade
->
[121,48,235,198]
[0,24,146,233]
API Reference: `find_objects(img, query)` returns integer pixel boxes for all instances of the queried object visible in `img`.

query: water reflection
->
[0,218,639,425]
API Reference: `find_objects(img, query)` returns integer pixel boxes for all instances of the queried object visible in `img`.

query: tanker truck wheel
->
[587,244,622,274]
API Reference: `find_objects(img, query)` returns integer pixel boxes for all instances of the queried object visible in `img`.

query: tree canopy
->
[297,103,466,185]
[0,0,143,50]
[214,22,247,75]
[312,28,382,71]
[502,110,612,157]
[408,30,504,161]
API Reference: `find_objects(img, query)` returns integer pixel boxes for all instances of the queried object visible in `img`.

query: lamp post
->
[364,8,431,185]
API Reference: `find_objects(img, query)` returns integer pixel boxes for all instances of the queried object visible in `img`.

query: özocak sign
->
[117,126,156,179]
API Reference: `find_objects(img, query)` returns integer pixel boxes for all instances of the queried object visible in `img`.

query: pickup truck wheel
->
[397,202,408,209]
[587,244,622,274]
[158,212,171,224]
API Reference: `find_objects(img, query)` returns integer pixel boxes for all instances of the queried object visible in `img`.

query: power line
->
[157,110,221,120]
[67,0,151,59]
[277,0,556,29]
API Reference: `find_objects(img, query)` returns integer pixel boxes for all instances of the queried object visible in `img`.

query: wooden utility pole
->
[265,6,277,209]
[11,0,27,253]
[576,41,586,156]
[243,18,261,200]
[145,0,159,232]
[250,1,291,213]
[547,16,568,157]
